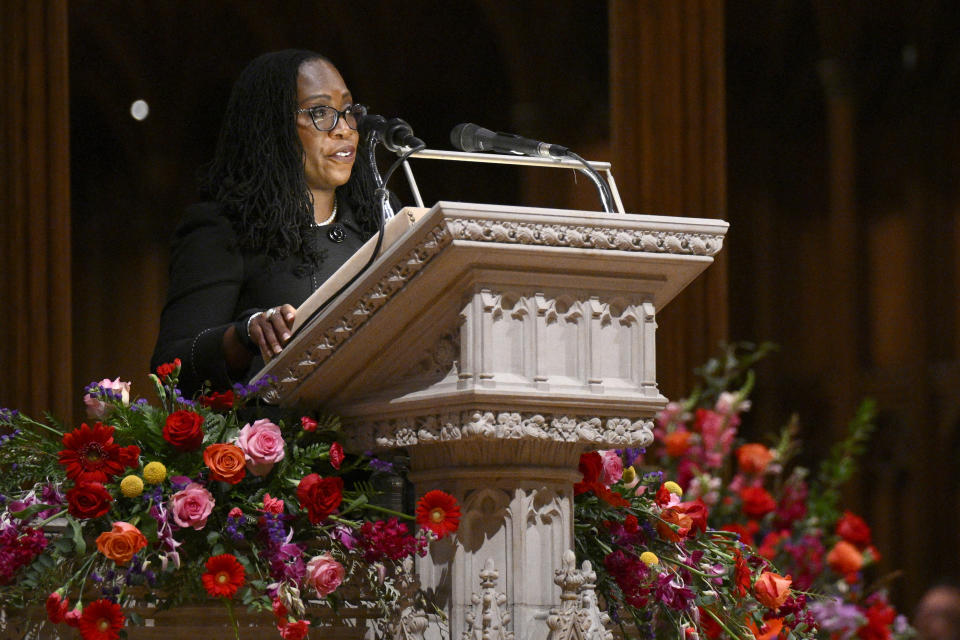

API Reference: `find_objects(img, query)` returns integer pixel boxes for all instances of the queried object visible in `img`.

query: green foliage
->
[691,340,777,405]
[807,398,877,528]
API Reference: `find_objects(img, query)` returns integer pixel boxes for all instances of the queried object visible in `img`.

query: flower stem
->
[703,606,747,640]
[20,415,64,437]
[223,598,240,640]
[357,503,414,520]
[35,508,68,528]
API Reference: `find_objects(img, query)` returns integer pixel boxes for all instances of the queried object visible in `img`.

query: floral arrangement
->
[575,344,913,639]
[0,360,460,640]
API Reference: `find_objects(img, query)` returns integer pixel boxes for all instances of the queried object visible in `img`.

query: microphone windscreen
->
[450,123,494,152]
[359,113,387,137]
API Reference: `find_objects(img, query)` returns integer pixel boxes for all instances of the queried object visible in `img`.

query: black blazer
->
[151,201,368,396]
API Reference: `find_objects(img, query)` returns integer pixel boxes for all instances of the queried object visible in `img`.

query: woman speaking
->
[151,50,380,396]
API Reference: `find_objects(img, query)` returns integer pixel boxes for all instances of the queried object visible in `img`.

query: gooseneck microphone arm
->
[449,123,615,213]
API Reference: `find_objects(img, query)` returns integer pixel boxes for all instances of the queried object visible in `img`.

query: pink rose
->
[169,483,215,530]
[598,450,623,485]
[236,419,286,476]
[305,553,345,597]
[83,377,131,418]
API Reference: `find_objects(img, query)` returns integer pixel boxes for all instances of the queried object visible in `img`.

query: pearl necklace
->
[313,198,338,226]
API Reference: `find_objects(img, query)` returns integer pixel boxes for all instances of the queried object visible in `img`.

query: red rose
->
[199,390,234,411]
[67,482,113,519]
[836,511,872,548]
[296,474,343,524]
[163,410,205,451]
[740,486,777,518]
[578,452,603,484]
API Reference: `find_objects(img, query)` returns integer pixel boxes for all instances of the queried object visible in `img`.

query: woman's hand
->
[247,305,297,361]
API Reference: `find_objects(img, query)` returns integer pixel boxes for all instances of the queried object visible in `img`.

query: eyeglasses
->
[296,103,366,132]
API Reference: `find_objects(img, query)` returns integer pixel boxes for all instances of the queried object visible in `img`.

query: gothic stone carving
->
[345,411,654,452]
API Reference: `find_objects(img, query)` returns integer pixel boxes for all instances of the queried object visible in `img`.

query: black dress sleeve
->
[151,203,245,396]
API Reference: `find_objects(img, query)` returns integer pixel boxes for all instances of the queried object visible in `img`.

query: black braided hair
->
[201,49,379,271]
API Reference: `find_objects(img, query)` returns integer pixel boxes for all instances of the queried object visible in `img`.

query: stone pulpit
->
[254,201,727,640]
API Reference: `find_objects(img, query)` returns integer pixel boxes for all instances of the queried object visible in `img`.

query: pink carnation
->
[305,553,345,597]
[236,419,286,476]
[169,483,215,530]
[262,493,284,514]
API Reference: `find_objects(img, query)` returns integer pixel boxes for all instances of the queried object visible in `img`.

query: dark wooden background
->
[2,0,958,614]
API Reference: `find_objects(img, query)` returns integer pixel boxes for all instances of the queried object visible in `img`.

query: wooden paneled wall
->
[609,1,729,399]
[0,0,73,426]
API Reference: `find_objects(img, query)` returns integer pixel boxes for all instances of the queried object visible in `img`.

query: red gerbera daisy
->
[58,422,140,483]
[202,554,245,598]
[416,490,461,539]
[77,598,124,640]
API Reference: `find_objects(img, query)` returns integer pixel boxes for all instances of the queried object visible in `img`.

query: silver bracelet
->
[246,311,263,341]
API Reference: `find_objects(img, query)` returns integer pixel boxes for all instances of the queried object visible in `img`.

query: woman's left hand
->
[247,305,297,361]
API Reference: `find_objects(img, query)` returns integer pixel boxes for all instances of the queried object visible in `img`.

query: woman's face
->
[296,59,357,194]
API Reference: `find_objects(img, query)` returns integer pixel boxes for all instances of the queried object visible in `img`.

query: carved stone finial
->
[546,553,613,640]
[461,559,514,640]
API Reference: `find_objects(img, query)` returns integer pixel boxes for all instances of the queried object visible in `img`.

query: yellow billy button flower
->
[142,461,167,484]
[120,474,144,498]
[663,481,683,497]
[640,551,659,566]
[621,466,637,484]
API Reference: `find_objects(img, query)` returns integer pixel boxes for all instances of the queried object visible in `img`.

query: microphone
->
[359,113,424,153]
[450,123,569,158]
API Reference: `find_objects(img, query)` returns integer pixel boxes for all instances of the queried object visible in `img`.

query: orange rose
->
[95,521,147,565]
[826,540,863,575]
[204,443,247,484]
[754,571,791,609]
[656,506,692,543]
[748,617,784,640]
[736,443,775,474]
[663,430,692,457]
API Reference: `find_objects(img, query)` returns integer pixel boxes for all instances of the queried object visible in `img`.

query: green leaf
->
[53,537,75,554]
[69,517,86,555]
[10,503,57,519]
[140,515,159,543]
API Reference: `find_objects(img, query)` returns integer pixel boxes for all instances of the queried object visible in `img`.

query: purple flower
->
[232,375,275,398]
[808,597,866,639]
[0,407,19,423]
[169,475,192,492]
[653,572,694,611]
[333,525,357,550]
[368,457,394,473]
